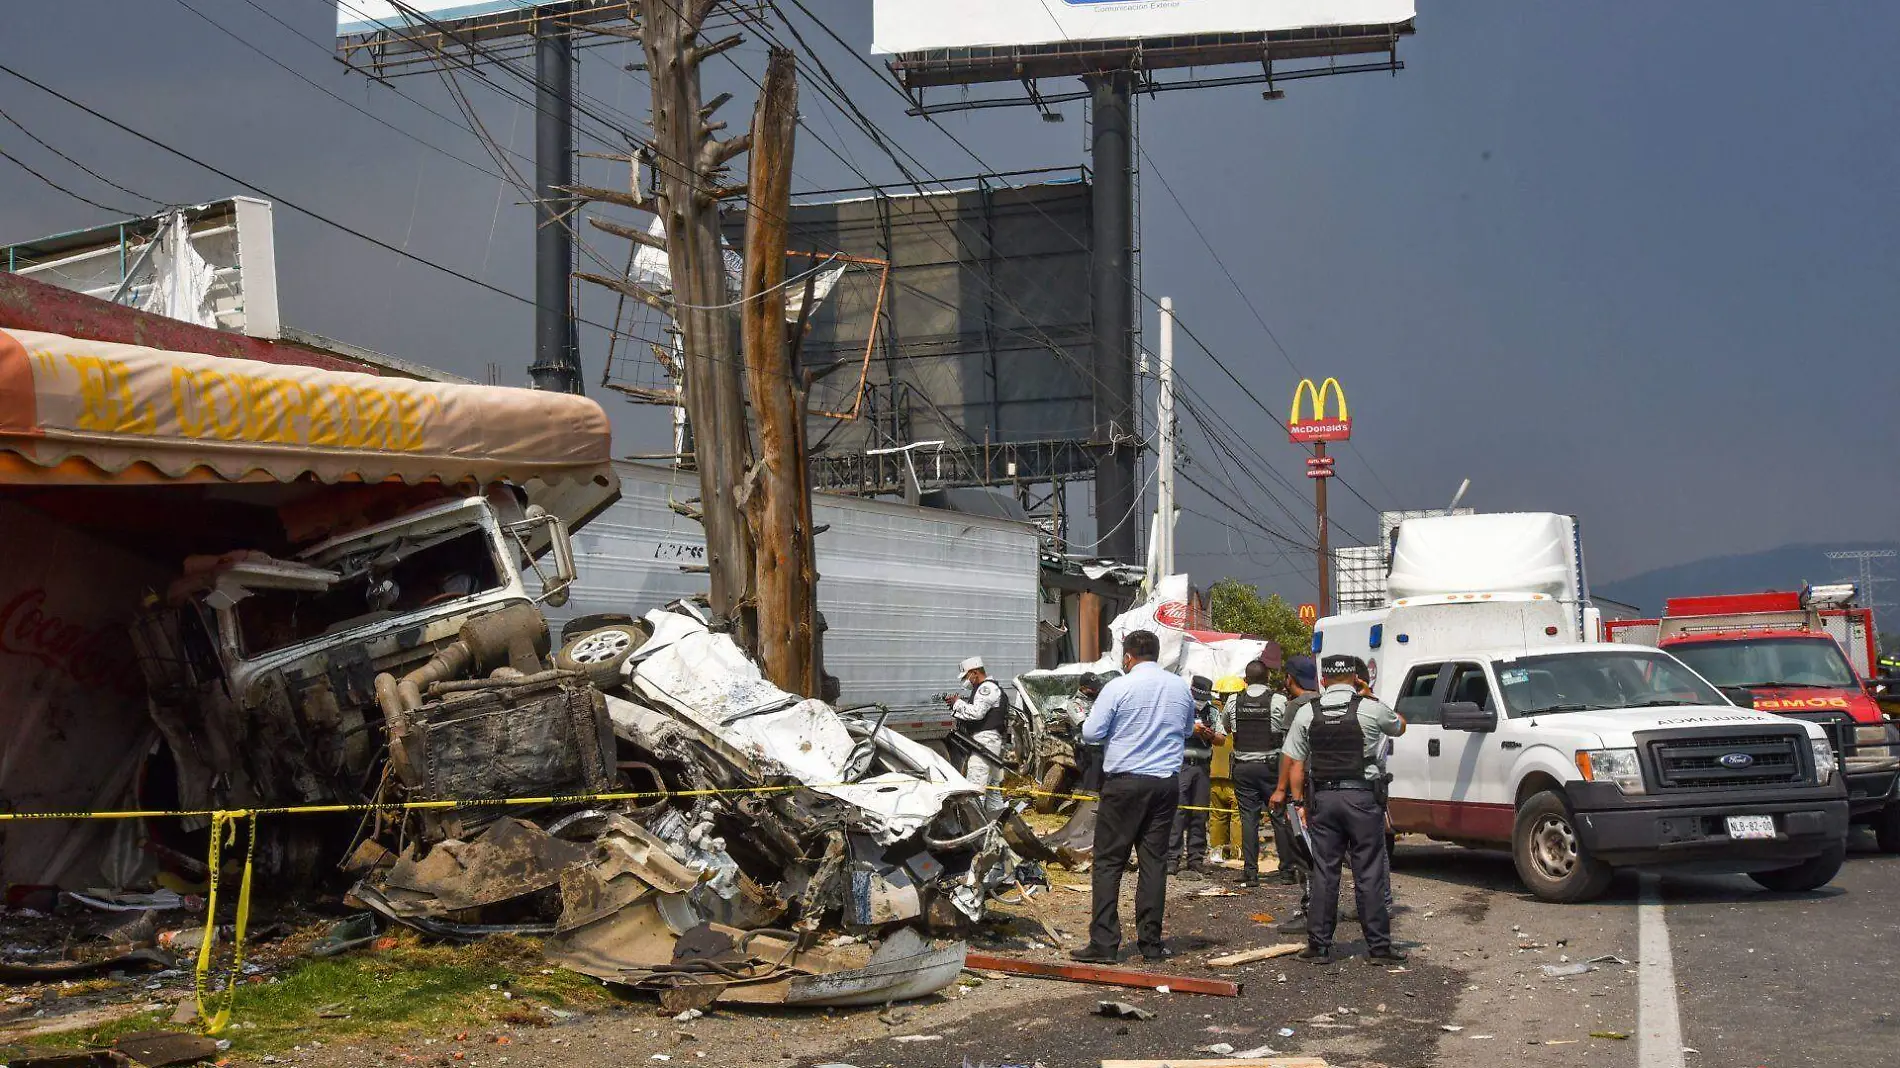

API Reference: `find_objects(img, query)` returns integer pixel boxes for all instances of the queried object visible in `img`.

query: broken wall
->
[0,500,166,890]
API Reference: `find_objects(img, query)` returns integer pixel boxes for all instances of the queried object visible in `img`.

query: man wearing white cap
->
[946,656,1009,815]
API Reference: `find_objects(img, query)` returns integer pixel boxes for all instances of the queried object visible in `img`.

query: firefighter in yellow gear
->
[1206,674,1247,861]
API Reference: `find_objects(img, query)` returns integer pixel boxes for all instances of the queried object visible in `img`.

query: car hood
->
[1524,704,1824,742]
[1734,686,1882,724]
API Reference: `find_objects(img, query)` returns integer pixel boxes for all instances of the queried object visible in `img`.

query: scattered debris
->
[1540,962,1597,978]
[1590,1031,1631,1040]
[1193,1043,1235,1055]
[0,948,173,982]
[890,1034,943,1043]
[111,1030,221,1066]
[1206,944,1303,967]
[965,952,1239,997]
[1096,1001,1157,1021]
[1440,1024,1465,1032]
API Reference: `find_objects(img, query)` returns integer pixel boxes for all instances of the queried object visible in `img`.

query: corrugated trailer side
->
[550,462,1041,708]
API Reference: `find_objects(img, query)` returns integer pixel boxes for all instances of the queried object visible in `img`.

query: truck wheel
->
[1876,803,1900,855]
[1748,842,1847,893]
[561,613,635,646]
[556,624,647,688]
[1512,791,1614,903]
[1033,764,1074,815]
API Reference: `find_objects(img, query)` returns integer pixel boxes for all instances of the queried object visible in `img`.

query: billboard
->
[337,0,635,60]
[736,177,1098,486]
[1288,376,1351,443]
[872,0,1416,54]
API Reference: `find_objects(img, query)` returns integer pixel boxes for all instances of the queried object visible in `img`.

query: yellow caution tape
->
[193,811,256,1035]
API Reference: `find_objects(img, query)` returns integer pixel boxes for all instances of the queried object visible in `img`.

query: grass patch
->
[15,933,618,1057]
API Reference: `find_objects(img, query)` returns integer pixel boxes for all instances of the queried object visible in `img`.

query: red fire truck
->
[1605,585,1900,852]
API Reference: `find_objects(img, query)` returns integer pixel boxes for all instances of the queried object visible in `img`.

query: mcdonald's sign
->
[1288,377,1351,443]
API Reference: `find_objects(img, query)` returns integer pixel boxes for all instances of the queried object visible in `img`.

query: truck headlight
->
[1577,748,1645,795]
[1812,738,1837,785]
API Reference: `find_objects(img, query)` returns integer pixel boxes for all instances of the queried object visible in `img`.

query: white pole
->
[1156,296,1177,580]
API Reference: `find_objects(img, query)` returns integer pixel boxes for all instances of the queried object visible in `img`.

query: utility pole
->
[739,47,815,695]
[530,15,581,393]
[1088,72,1138,564]
[1827,549,1896,610]
[1153,296,1176,583]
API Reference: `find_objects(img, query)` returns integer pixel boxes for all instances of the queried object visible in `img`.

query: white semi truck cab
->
[1316,513,1849,901]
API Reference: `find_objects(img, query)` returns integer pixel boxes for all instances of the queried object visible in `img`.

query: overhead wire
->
[0,106,164,210]
[0,143,142,217]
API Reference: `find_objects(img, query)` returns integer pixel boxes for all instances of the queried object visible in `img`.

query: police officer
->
[1276,654,1407,965]
[1168,675,1224,874]
[946,656,1009,816]
[1225,659,1285,888]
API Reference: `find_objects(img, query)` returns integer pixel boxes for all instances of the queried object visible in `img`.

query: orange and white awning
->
[0,328,612,489]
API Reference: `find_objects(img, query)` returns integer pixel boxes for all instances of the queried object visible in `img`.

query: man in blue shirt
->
[1071,629,1195,963]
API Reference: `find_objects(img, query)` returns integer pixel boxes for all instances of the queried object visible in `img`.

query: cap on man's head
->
[1190,675,1213,698]
[1321,653,1366,678]
[1286,654,1318,690]
[959,656,985,676]
[1078,672,1102,694]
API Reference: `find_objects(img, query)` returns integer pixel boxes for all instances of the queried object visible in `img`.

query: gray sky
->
[3,1,1895,596]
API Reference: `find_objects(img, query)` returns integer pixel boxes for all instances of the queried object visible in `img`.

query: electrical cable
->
[0,143,141,217]
[0,106,164,209]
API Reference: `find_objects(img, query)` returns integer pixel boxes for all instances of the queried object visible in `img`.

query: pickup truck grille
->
[1648,733,1805,791]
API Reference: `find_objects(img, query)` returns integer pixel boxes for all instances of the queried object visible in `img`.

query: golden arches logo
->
[1288,377,1352,443]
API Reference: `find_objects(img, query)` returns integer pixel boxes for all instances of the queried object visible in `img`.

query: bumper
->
[1843,758,1900,817]
[1564,781,1850,872]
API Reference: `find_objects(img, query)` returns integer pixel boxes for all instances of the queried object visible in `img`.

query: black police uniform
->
[1296,673,1399,959]
[1228,685,1284,881]
[1168,692,1220,870]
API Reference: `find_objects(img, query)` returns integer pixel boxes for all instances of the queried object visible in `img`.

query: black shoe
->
[1070,944,1119,964]
[1140,945,1173,963]
[1239,875,1259,889]
[1365,948,1409,965]
[1296,946,1333,965]
[1166,856,1183,876]
[1271,869,1301,885]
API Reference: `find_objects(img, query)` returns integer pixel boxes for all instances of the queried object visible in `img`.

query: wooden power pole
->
[739,47,815,695]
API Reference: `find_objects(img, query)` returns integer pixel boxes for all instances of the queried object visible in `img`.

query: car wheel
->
[556,624,648,688]
[1512,790,1614,902]
[1749,842,1847,893]
[1875,803,1900,855]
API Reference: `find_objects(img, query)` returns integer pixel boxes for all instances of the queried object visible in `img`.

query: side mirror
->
[506,507,577,608]
[1441,701,1498,733]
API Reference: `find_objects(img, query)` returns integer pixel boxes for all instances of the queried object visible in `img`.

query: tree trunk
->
[639,2,756,649]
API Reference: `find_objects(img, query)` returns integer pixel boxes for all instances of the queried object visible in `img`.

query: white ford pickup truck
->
[1315,512,1850,902]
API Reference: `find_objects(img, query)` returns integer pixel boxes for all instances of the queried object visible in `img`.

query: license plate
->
[1725,815,1776,840]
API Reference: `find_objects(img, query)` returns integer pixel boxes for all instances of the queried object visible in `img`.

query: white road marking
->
[1638,875,1686,1068]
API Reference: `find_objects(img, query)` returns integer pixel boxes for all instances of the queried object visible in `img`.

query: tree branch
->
[589,23,643,42]
[702,131,752,171]
[690,34,745,66]
[562,184,657,214]
[575,271,673,314]
[588,215,667,250]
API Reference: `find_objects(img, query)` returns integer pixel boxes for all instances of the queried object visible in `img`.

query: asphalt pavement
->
[823,831,1899,1068]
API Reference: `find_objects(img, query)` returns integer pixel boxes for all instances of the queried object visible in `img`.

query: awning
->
[0,328,613,488]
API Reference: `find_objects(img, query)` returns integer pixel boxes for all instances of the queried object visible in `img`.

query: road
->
[826,830,1900,1068]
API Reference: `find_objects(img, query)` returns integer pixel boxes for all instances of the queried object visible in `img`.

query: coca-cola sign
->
[0,586,130,691]
[1154,600,1190,630]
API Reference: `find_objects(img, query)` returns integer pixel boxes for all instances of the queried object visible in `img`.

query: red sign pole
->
[1314,440,1330,618]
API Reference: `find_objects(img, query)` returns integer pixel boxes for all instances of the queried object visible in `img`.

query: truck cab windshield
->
[1493,650,1727,716]
[1667,636,1858,689]
[233,527,504,658]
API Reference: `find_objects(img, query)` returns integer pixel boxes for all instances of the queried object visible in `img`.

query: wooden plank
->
[962,952,1239,997]
[1206,943,1304,967]
[1102,1060,1328,1068]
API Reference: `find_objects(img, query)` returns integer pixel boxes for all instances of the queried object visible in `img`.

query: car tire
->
[555,624,648,688]
[1512,790,1614,903]
[1033,764,1074,815]
[1748,842,1847,893]
[1875,803,1900,855]
[560,613,636,646]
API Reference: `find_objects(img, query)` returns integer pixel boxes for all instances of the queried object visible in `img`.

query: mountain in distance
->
[1594,541,1900,617]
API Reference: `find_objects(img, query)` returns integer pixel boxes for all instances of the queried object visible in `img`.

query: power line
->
[0,143,142,217]
[0,107,164,209]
